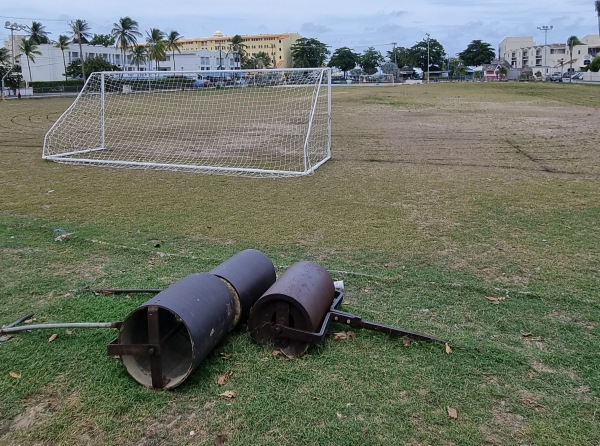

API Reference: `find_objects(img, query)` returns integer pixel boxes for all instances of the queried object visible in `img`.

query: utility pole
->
[425,33,430,83]
[391,42,397,65]
[537,25,553,79]
[4,21,27,65]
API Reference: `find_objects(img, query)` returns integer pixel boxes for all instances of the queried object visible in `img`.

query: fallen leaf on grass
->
[219,352,232,360]
[521,332,532,337]
[48,334,58,343]
[66,330,73,335]
[271,349,295,359]
[445,343,453,354]
[217,371,233,386]
[402,336,411,347]
[333,331,356,341]
[485,296,500,304]
[447,406,458,419]
[9,371,21,379]
[219,391,236,399]
[336,412,343,419]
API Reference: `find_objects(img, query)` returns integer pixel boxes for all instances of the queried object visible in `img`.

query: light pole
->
[4,21,27,65]
[425,33,430,83]
[537,25,553,79]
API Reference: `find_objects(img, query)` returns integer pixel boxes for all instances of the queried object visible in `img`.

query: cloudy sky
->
[2,1,598,58]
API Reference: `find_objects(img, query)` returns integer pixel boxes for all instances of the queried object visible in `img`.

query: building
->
[5,30,302,82]
[482,59,512,81]
[499,35,600,77]
[178,31,301,69]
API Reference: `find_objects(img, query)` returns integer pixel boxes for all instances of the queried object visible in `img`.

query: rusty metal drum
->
[109,249,276,389]
[248,261,335,356]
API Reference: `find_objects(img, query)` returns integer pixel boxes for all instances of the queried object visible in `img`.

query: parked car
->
[571,72,584,80]
[191,79,214,88]
[547,72,562,82]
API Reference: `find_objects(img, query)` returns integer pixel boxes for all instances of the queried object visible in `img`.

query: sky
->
[2,1,599,59]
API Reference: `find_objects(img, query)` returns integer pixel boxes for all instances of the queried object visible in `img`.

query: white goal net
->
[43,68,331,177]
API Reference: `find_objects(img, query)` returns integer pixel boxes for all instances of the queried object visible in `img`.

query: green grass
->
[0,82,599,445]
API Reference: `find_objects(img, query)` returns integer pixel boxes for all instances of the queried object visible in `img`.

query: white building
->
[9,41,240,82]
[499,35,600,77]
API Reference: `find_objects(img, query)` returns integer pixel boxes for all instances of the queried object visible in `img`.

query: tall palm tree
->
[69,19,92,80]
[567,35,581,82]
[19,38,42,81]
[53,35,70,83]
[28,21,50,44]
[111,17,142,70]
[230,34,246,69]
[165,31,183,71]
[596,1,600,37]
[130,45,148,70]
[146,28,166,70]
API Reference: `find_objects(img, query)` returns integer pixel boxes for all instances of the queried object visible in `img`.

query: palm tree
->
[111,17,142,70]
[130,45,148,70]
[19,38,42,81]
[69,19,92,80]
[165,31,183,71]
[28,21,50,44]
[230,34,246,69]
[53,35,70,83]
[146,28,166,70]
[497,66,508,80]
[596,1,600,36]
[567,35,582,82]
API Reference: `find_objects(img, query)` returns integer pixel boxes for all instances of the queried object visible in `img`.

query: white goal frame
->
[43,68,332,177]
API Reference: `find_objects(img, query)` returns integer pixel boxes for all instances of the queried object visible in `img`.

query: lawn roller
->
[107,249,276,389]
[248,261,448,357]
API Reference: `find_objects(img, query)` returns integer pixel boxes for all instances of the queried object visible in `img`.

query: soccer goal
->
[43,68,332,177]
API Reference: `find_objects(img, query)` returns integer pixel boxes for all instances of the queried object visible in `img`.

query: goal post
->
[43,68,332,177]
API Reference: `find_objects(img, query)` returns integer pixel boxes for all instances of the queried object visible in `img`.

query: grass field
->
[1,82,599,445]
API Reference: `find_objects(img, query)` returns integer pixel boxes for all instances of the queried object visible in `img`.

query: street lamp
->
[425,33,430,83]
[4,21,27,65]
[537,25,553,78]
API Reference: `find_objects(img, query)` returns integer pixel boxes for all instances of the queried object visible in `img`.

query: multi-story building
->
[4,30,302,82]
[499,35,600,77]
[179,31,301,68]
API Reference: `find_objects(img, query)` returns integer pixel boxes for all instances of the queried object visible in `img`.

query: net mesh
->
[43,69,331,177]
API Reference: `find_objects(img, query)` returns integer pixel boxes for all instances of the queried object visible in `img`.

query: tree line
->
[3,1,600,86]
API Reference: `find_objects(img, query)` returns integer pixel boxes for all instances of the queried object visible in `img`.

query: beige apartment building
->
[499,35,600,76]
[179,31,301,68]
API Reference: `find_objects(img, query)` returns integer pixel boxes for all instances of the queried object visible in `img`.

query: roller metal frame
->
[272,291,449,346]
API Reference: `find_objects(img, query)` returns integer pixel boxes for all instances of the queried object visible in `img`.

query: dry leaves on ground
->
[9,371,21,379]
[485,296,500,304]
[219,391,236,399]
[219,352,232,360]
[217,371,233,386]
[447,407,458,419]
[445,343,453,354]
[48,333,58,342]
[333,331,356,341]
